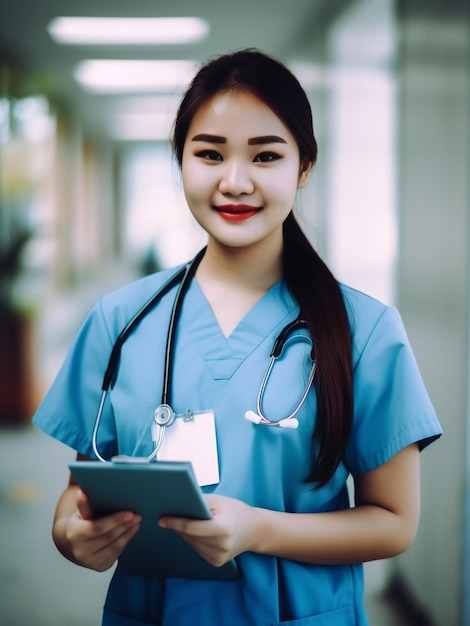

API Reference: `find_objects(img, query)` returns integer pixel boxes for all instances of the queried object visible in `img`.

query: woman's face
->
[181,90,310,251]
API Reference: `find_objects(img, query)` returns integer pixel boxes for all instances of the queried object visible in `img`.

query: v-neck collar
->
[181,279,299,380]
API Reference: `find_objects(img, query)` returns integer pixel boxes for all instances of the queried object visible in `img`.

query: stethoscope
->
[92,248,316,463]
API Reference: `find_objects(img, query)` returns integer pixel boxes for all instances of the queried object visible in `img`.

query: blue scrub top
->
[33,266,442,626]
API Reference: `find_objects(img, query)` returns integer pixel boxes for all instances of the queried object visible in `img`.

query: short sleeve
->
[32,299,118,460]
[344,302,442,475]
[32,267,185,460]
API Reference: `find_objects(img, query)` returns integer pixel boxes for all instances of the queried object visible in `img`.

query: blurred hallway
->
[0,425,111,625]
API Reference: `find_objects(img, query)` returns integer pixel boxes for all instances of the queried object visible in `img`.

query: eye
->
[254,152,281,163]
[195,149,223,162]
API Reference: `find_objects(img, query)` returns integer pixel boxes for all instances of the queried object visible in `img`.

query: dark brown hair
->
[172,49,353,486]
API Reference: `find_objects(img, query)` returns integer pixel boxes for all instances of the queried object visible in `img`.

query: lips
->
[215,204,260,222]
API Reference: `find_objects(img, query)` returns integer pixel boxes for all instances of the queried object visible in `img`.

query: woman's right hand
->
[53,485,141,572]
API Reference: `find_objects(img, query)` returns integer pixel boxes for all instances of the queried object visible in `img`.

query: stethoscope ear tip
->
[278,417,299,429]
[244,410,299,429]
[244,410,262,424]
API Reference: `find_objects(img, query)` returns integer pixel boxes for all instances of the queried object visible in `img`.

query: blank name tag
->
[157,410,219,487]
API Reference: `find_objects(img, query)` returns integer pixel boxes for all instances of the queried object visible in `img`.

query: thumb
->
[76,489,95,521]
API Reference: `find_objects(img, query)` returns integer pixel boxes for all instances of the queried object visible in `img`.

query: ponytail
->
[283,213,353,486]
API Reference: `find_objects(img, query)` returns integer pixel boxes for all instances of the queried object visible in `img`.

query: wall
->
[394,2,470,624]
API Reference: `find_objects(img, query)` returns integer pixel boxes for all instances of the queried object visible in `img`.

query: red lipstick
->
[215,204,260,222]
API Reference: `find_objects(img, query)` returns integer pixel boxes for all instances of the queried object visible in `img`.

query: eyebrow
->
[190,133,287,145]
[191,133,226,143]
[248,135,287,146]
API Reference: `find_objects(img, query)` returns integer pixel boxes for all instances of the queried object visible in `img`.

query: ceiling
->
[0,0,351,142]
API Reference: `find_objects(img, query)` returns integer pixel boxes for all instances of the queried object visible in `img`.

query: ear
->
[298,160,313,189]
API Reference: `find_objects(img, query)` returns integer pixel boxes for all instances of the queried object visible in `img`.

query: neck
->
[198,237,283,292]
[194,235,284,337]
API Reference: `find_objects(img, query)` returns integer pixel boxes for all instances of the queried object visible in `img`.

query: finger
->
[89,519,142,571]
[72,514,142,572]
[76,489,95,520]
[159,516,214,536]
[90,511,142,541]
[175,533,233,568]
[68,510,141,556]
[205,493,222,510]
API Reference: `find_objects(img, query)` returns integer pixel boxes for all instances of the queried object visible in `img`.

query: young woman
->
[34,49,442,625]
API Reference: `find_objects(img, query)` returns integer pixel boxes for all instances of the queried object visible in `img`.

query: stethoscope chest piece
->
[154,404,176,427]
[149,403,177,460]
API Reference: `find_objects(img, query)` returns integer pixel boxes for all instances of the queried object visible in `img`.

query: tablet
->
[69,461,239,580]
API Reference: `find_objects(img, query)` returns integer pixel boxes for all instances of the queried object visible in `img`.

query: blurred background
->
[0,0,468,624]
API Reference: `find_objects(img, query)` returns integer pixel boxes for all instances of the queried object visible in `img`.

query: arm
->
[159,444,420,567]
[52,453,142,572]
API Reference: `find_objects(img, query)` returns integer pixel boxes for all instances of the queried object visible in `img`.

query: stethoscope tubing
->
[256,332,316,424]
[92,249,206,462]
[161,248,205,405]
[91,247,316,461]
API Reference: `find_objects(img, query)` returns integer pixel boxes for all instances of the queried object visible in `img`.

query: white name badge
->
[157,410,219,487]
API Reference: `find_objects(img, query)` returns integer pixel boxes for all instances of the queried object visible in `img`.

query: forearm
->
[249,446,420,565]
[249,503,416,565]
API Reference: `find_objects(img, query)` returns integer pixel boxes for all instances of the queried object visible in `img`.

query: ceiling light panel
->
[48,17,209,45]
[74,60,198,93]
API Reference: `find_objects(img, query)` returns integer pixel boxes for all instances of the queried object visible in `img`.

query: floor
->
[0,423,417,625]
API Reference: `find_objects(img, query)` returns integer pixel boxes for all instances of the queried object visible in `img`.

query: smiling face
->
[181,90,311,253]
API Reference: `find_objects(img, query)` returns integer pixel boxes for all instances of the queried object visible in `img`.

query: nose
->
[218,159,254,196]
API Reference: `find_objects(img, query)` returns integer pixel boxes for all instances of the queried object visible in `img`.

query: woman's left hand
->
[159,494,257,567]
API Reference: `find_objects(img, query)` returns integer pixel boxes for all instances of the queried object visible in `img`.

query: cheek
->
[182,182,199,213]
[266,167,302,204]
[181,161,204,202]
